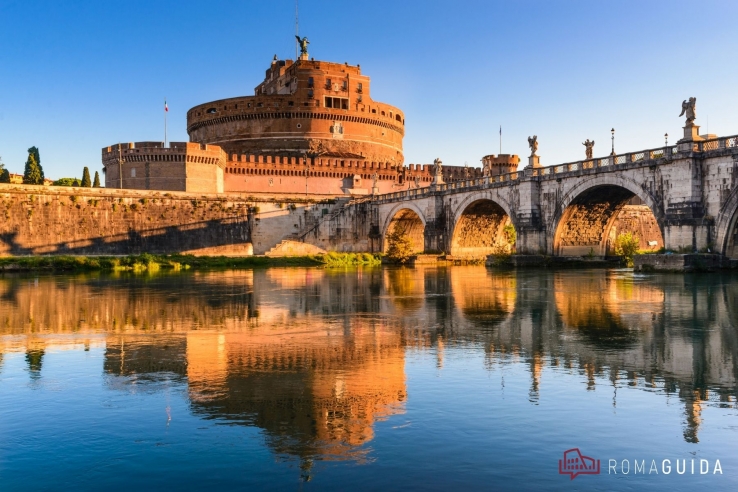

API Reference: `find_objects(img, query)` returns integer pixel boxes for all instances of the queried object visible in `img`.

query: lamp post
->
[665,133,668,146]
[610,128,616,156]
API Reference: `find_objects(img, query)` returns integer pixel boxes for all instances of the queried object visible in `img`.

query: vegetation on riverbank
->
[0,252,382,273]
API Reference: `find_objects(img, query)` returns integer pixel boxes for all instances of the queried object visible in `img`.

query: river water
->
[0,267,737,490]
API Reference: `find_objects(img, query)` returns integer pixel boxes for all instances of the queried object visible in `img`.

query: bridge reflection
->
[0,267,736,463]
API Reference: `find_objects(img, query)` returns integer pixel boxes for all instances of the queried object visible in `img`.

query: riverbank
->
[0,252,381,272]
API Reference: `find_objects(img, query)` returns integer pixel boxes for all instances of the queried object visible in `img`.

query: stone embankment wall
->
[0,184,340,256]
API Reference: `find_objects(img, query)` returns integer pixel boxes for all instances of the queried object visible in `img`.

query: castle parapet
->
[481,154,520,176]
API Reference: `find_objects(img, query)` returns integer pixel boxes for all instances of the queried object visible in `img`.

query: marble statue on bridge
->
[680,97,697,125]
[583,139,595,159]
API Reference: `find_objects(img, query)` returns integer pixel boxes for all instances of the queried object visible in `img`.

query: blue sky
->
[1,0,737,179]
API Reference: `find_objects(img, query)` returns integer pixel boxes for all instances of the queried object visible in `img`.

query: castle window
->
[396,114,402,122]
[206,108,217,114]
[381,111,385,116]
[372,109,377,114]
[307,90,314,99]
[307,77,314,87]
[288,101,294,106]
[248,103,252,108]
[326,78,332,88]
[131,168,136,178]
[342,80,347,90]
[296,123,302,128]
[357,82,363,93]
[324,96,349,110]
[235,104,238,109]
[257,103,263,107]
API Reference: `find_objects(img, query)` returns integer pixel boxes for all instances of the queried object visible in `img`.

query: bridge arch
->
[714,186,738,258]
[450,191,516,259]
[382,202,427,253]
[552,175,665,256]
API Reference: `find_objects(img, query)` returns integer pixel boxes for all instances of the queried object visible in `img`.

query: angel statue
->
[582,139,595,159]
[433,158,443,175]
[528,135,538,157]
[679,97,696,125]
[295,35,310,56]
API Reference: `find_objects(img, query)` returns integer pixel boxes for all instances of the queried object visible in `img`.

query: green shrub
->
[614,232,640,266]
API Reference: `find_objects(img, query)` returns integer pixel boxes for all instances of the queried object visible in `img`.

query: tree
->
[386,227,415,264]
[23,148,44,185]
[93,171,101,188]
[81,167,92,187]
[614,232,640,266]
[52,177,78,187]
[0,158,9,183]
[28,147,44,180]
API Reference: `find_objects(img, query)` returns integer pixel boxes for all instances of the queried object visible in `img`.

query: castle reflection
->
[0,267,737,462]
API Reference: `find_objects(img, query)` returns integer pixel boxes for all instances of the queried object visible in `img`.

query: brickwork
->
[450,200,511,258]
[384,209,425,253]
[187,59,404,167]
[611,205,664,250]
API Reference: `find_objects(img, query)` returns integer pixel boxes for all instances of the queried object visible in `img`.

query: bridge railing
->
[371,134,738,202]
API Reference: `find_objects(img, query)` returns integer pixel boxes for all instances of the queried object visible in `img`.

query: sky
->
[1,0,738,180]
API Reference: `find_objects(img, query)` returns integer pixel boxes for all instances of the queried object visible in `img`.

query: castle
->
[102,45,518,195]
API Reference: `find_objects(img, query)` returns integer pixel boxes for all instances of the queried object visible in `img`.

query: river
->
[0,267,737,490]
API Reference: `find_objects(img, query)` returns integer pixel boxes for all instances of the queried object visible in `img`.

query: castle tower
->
[186,56,405,167]
[481,154,520,176]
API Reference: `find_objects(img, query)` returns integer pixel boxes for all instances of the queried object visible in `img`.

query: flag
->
[499,125,502,135]
[165,100,168,112]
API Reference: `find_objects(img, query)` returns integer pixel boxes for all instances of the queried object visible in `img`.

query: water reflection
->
[1,267,737,466]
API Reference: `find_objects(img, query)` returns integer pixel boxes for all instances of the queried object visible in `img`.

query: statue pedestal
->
[526,155,540,169]
[372,185,379,195]
[679,124,703,143]
[431,174,445,186]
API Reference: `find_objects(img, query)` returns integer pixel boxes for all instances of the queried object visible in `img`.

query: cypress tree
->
[27,147,44,181]
[93,171,101,188]
[81,167,92,187]
[23,150,43,185]
[0,160,9,183]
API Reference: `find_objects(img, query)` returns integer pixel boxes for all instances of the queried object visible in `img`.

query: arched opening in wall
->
[450,199,515,259]
[554,185,664,257]
[383,208,425,254]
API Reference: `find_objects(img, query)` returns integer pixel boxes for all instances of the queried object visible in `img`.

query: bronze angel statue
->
[296,35,310,56]
[679,97,696,125]
[527,135,538,157]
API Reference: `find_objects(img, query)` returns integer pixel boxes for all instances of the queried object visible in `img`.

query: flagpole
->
[164,98,168,148]
[499,125,502,155]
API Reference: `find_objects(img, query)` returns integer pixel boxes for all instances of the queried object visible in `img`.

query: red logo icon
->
[559,448,600,480]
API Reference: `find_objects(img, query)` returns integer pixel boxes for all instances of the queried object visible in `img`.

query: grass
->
[0,252,382,273]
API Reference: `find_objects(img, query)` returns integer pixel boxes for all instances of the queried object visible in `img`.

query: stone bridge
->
[310,133,738,259]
